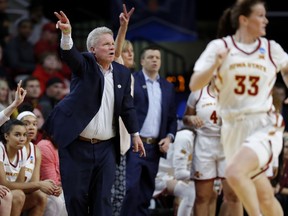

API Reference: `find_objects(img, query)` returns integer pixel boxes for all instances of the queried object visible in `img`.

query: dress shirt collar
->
[142,69,160,82]
[97,63,113,75]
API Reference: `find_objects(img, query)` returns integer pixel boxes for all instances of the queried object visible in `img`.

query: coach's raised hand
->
[54,11,71,35]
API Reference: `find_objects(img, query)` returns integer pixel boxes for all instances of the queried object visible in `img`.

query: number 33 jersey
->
[194,35,288,119]
[215,37,288,117]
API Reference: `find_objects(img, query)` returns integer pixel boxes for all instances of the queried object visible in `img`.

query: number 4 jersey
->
[186,84,221,137]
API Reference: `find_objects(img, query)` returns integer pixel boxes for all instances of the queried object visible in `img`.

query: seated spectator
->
[0,45,15,89]
[34,22,59,62]
[22,75,41,108]
[0,0,11,48]
[0,120,28,215]
[33,22,71,80]
[38,132,68,216]
[12,76,41,119]
[11,0,51,45]
[0,79,27,124]
[39,77,65,120]
[0,119,52,215]
[3,18,35,82]
[16,110,62,215]
[0,78,12,111]
[34,22,71,80]
[0,45,6,76]
[0,81,44,215]
[33,104,45,144]
[32,52,69,96]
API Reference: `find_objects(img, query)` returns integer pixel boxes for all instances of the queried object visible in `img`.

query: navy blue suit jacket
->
[133,71,177,144]
[43,45,139,158]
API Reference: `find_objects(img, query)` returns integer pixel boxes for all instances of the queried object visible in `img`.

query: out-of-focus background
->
[4,0,288,120]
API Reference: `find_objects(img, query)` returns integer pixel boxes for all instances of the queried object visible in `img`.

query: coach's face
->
[93,33,115,70]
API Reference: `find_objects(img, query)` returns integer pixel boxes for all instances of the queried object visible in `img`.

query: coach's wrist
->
[131,132,139,137]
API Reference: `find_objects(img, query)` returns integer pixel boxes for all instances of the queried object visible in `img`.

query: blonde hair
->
[122,40,133,52]
[121,40,135,69]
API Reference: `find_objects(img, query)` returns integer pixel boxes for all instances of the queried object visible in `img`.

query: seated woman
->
[37,132,68,216]
[17,110,66,216]
[0,119,53,215]
[0,80,26,215]
[0,80,55,215]
[153,129,196,216]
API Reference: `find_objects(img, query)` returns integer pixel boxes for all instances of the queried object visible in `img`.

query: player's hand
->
[14,80,27,106]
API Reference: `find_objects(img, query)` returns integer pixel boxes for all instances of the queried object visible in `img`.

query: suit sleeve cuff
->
[131,132,139,137]
[167,133,175,142]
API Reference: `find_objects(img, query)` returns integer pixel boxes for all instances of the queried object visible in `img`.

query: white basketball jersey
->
[0,142,25,182]
[187,85,221,136]
[22,142,37,182]
[214,36,277,118]
[173,130,194,173]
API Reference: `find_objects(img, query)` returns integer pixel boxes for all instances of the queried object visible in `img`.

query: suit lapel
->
[159,78,166,122]
[113,68,121,115]
[139,71,148,100]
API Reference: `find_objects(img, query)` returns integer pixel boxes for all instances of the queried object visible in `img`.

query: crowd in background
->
[0,1,71,215]
[0,0,70,97]
[1,0,288,216]
[0,0,72,144]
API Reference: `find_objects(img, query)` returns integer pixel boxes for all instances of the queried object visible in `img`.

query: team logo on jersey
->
[268,131,276,135]
[29,155,34,164]
[259,47,266,53]
[181,149,187,155]
[258,47,265,59]
[258,54,265,59]
[194,171,202,178]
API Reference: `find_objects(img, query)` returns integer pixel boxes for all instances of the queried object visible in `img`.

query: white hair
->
[86,26,113,52]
